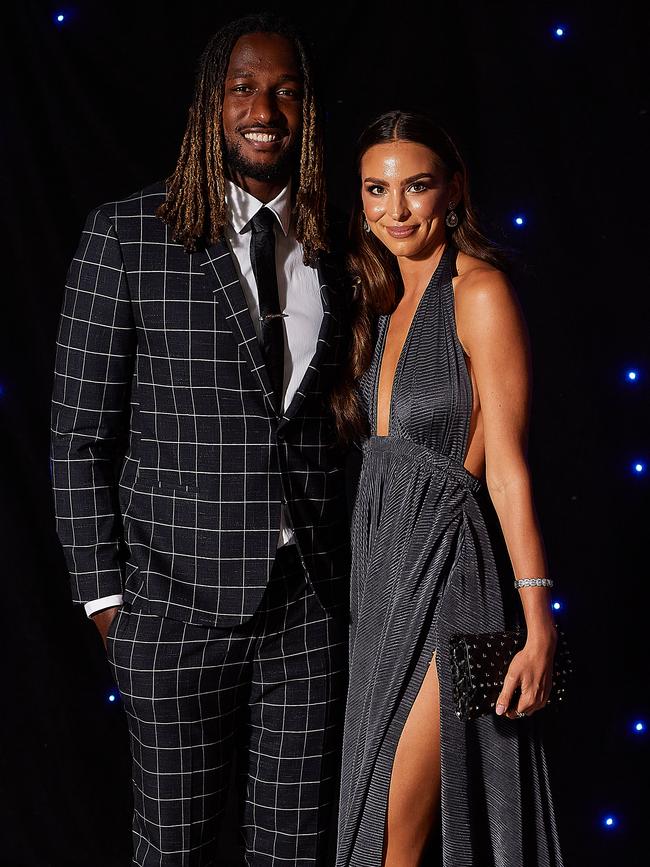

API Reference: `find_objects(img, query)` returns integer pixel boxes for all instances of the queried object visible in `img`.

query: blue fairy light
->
[633,720,646,734]
[108,691,118,703]
[552,600,562,611]
[55,13,65,23]
[633,462,645,475]
[603,815,617,829]
[626,369,639,382]
[553,26,567,39]
[513,215,525,227]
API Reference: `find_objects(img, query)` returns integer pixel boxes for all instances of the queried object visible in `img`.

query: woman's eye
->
[408,182,427,193]
[366,185,385,196]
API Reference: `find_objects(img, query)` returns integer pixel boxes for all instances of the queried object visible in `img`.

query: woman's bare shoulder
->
[453,252,525,350]
[454,252,516,308]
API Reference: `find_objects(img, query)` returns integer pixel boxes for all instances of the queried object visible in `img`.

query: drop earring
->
[445,203,459,228]
[362,214,371,233]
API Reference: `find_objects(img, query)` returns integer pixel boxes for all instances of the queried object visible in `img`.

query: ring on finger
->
[515,710,527,718]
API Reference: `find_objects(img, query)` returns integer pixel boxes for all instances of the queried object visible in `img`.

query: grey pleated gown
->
[336,246,564,866]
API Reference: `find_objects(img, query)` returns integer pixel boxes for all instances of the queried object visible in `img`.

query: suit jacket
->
[51,182,351,628]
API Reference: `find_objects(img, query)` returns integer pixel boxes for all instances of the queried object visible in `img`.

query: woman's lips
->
[385,224,418,239]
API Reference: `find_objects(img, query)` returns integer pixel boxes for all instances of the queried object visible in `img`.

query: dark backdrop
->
[1,1,648,865]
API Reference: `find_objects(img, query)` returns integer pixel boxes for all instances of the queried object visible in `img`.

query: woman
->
[333,111,564,866]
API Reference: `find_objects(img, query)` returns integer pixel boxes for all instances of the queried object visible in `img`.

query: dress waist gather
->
[362,435,482,494]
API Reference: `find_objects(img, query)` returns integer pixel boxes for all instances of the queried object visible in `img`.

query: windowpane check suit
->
[51,182,351,866]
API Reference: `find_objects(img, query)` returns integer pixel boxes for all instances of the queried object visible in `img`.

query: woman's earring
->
[362,214,371,233]
[445,203,459,228]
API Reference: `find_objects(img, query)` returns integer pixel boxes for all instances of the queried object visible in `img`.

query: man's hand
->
[91,606,120,650]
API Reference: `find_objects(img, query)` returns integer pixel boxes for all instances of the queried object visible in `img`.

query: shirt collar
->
[225,179,293,237]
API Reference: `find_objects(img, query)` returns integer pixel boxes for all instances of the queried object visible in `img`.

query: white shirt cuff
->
[84,595,124,618]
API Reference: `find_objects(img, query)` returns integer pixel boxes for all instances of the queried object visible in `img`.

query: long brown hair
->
[157,14,328,264]
[331,110,507,445]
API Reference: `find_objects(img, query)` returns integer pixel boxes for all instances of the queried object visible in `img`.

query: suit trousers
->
[107,545,348,866]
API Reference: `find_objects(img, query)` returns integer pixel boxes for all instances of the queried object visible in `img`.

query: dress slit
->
[365,596,442,864]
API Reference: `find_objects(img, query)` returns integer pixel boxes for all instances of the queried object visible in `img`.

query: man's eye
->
[233,85,251,93]
[278,88,301,97]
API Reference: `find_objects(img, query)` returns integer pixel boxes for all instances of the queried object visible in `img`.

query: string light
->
[108,691,118,703]
[602,815,618,829]
[633,720,646,734]
[55,13,65,23]
[513,215,526,227]
[626,369,639,382]
[553,26,567,39]
[552,600,562,611]
[633,462,645,475]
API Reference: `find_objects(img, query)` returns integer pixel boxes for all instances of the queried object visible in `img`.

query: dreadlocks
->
[157,14,328,264]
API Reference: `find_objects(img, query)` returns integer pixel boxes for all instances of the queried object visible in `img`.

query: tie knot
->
[250,207,277,235]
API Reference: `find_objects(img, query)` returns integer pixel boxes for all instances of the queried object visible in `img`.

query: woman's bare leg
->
[383,651,441,867]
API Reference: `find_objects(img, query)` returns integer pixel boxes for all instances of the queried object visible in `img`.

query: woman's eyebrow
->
[363,172,435,185]
[402,172,435,184]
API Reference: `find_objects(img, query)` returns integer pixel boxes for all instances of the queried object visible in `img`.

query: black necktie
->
[249,207,285,406]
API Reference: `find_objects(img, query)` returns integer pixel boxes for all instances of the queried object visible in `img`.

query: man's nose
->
[251,90,281,125]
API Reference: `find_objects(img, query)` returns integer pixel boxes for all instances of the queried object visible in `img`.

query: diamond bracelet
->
[513,578,554,589]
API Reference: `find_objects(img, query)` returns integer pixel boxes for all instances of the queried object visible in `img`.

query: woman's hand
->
[495,626,558,719]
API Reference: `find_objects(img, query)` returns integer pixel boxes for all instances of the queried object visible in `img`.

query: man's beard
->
[225,134,298,183]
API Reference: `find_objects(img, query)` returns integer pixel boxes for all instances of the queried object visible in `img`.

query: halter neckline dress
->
[336,245,564,866]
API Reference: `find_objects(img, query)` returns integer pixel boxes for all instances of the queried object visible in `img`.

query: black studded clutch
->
[449,627,572,721]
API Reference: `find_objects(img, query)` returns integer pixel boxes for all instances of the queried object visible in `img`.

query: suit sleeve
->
[51,207,136,603]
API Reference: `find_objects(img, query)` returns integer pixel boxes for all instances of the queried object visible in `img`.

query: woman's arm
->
[456,267,557,720]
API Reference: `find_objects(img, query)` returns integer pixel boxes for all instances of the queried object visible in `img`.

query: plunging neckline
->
[373,248,448,437]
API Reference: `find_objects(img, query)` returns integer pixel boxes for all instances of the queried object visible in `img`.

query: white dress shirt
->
[84,179,323,617]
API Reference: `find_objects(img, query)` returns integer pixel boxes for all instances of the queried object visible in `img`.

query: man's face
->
[222,32,303,185]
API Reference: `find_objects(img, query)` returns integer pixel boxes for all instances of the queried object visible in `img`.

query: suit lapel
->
[197,239,280,416]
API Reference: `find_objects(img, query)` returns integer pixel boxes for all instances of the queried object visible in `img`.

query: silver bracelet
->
[514,578,554,589]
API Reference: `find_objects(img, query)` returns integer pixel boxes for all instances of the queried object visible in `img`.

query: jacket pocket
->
[134,466,199,496]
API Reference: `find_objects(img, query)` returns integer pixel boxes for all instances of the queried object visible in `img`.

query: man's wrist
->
[84,594,123,618]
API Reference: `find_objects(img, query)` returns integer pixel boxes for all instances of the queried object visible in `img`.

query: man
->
[51,14,350,866]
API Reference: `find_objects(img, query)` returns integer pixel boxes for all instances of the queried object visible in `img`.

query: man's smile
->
[242,130,284,142]
[239,127,288,150]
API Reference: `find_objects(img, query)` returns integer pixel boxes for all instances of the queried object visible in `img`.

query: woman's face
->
[360,140,460,259]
